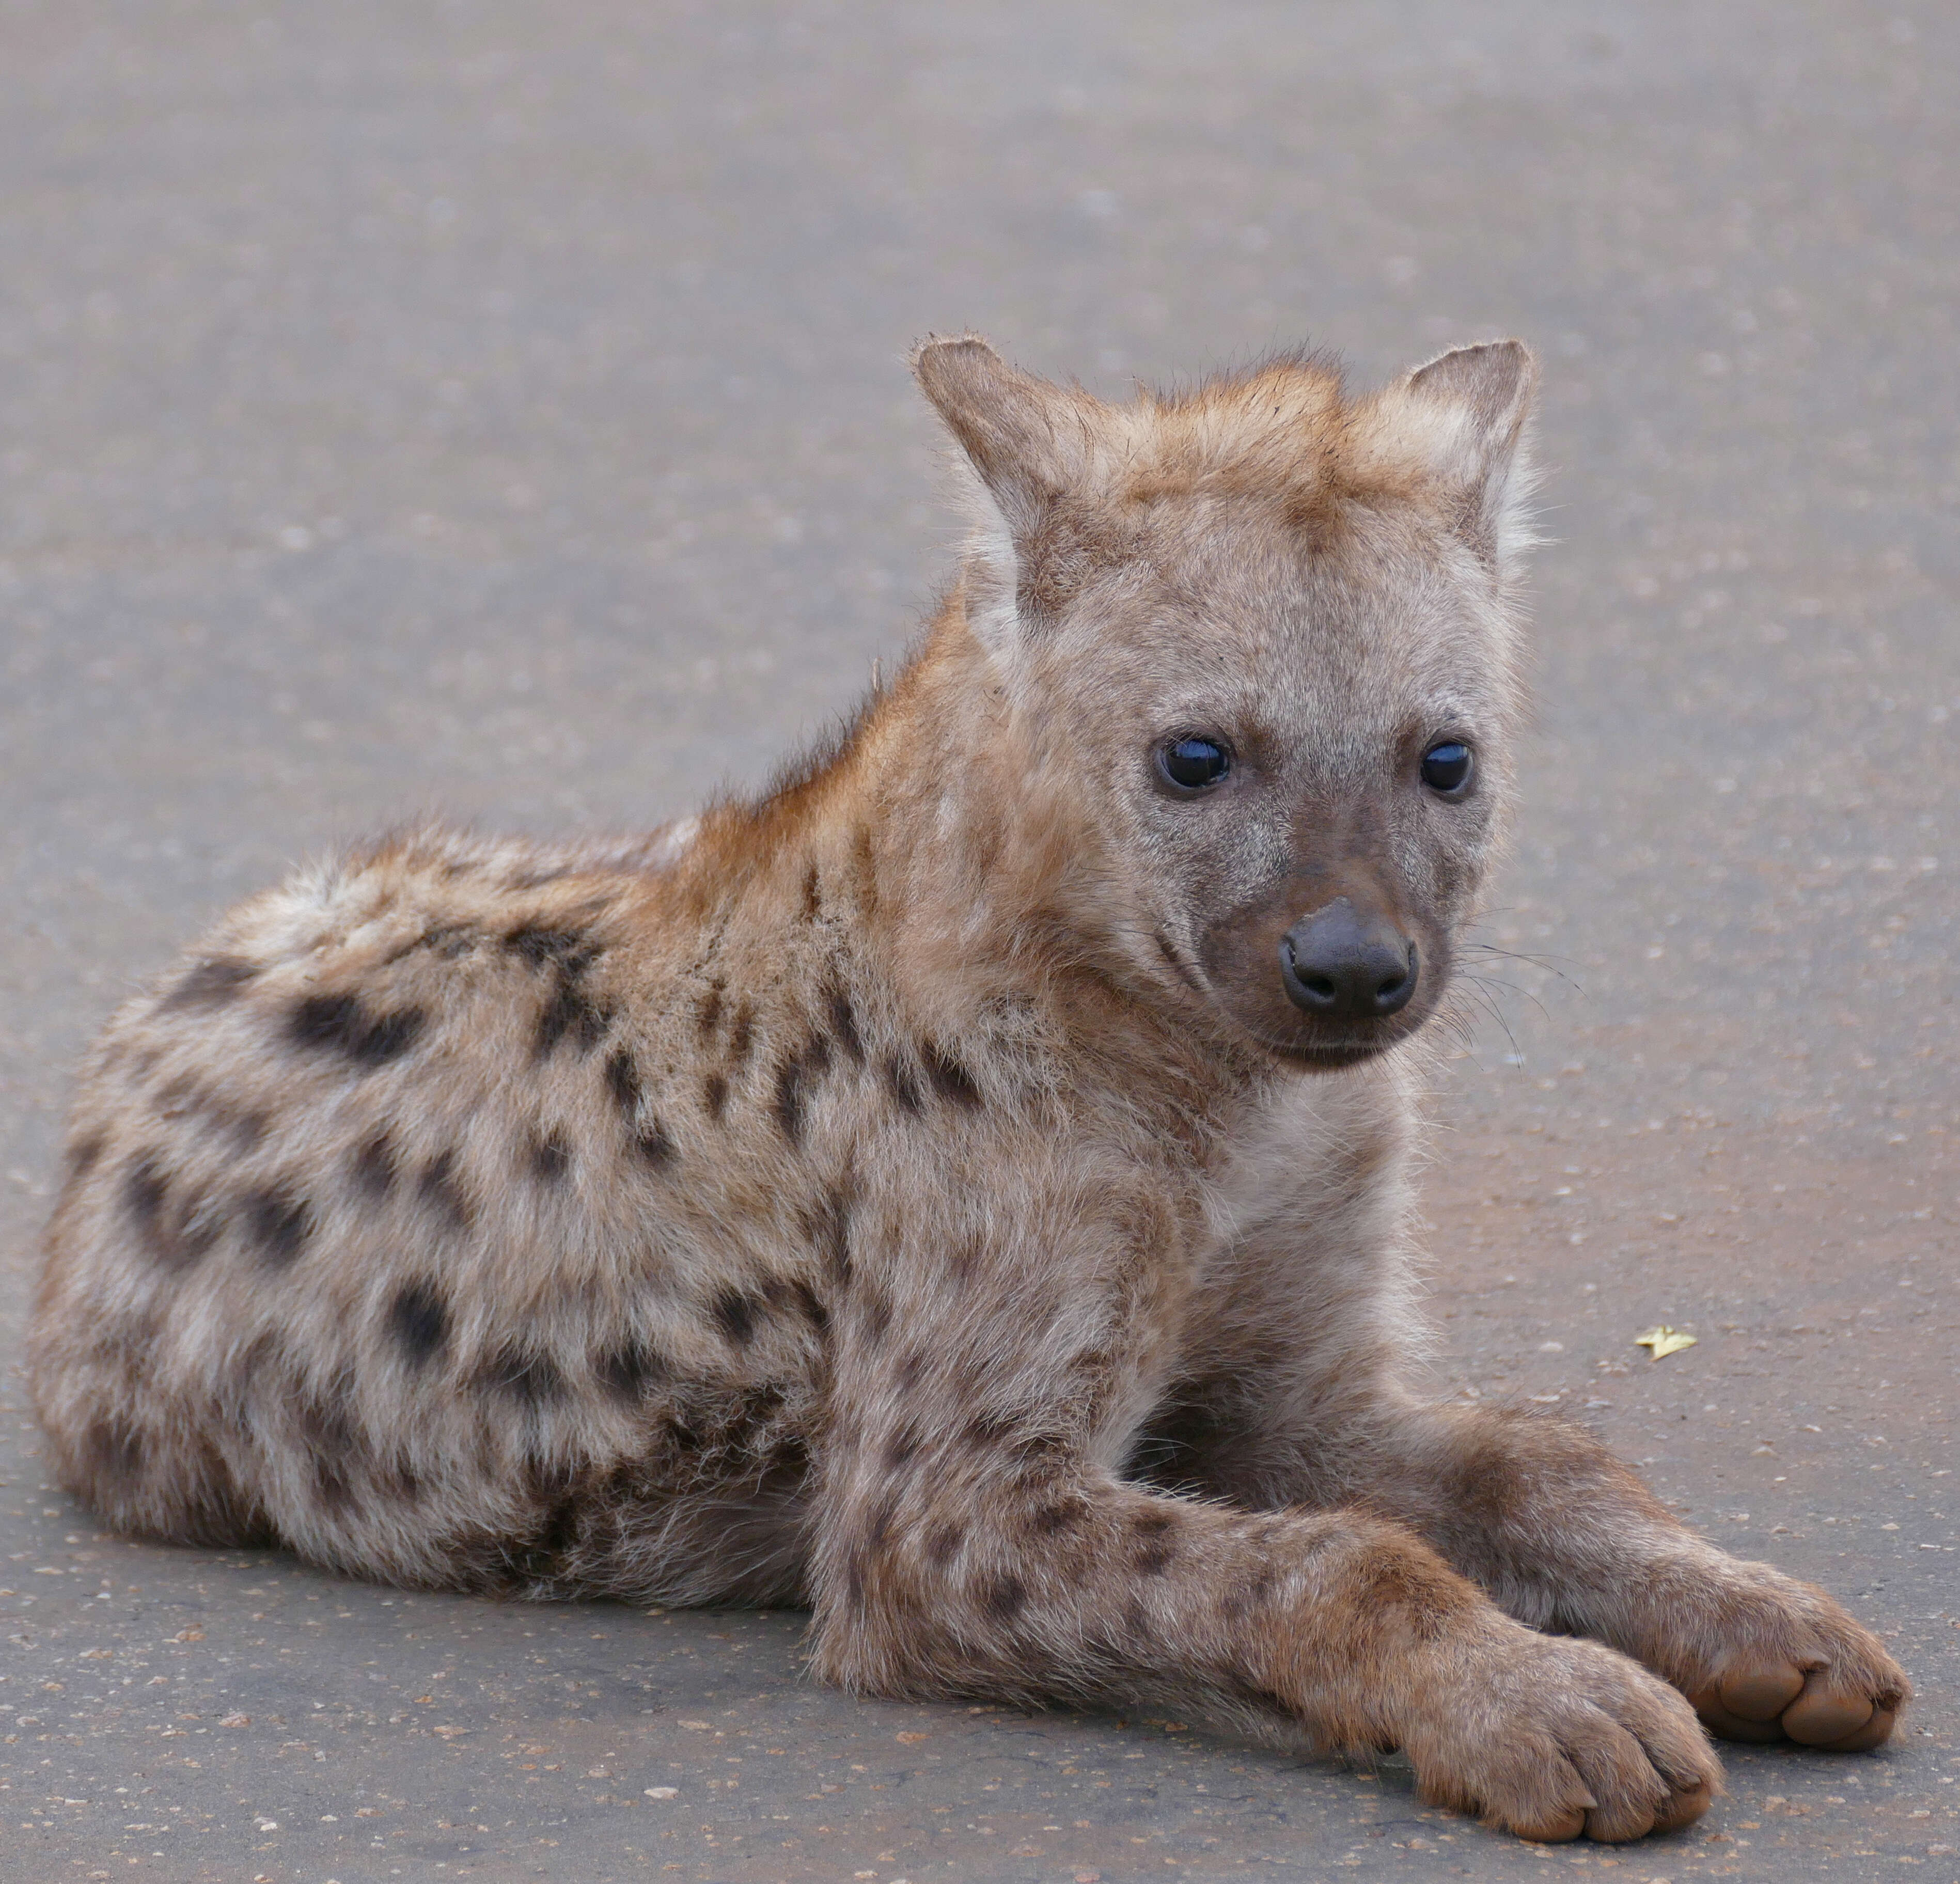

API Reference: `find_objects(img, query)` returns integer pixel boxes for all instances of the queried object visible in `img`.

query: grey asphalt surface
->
[2,3,1956,1879]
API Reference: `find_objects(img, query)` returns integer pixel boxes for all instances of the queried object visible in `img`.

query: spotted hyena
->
[28,336,1906,1843]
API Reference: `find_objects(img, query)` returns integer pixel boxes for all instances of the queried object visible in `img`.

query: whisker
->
[1457,971,1554,1029]
[1459,941,1585,994]
[1441,978,1526,1066]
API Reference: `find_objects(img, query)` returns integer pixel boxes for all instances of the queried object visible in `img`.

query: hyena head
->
[915,335,1537,1069]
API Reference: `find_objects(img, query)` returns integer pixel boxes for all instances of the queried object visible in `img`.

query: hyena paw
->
[1678,1571,1909,1752]
[1406,1630,1719,1844]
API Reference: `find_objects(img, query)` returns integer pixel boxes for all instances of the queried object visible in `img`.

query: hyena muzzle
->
[27,334,1907,1843]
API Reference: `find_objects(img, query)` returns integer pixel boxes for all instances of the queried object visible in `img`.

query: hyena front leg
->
[1151,1223,1908,1756]
[807,1175,1716,1844]
[1353,1397,1910,1754]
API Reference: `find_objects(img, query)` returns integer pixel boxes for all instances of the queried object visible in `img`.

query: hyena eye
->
[1159,737,1232,791]
[1420,741,1474,796]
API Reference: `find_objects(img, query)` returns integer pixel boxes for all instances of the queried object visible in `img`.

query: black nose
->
[1280,899,1419,1020]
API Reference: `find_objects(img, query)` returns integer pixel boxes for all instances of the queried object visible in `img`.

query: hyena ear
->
[1394,339,1540,574]
[912,334,1097,649]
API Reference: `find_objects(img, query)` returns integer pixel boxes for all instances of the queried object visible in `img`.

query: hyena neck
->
[818,586,1265,1131]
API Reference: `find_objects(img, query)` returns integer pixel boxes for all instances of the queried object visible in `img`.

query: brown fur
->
[28,336,1906,1842]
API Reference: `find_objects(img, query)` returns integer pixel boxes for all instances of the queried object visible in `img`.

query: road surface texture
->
[2,3,1955,1879]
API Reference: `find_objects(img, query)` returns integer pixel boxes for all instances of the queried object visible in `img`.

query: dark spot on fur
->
[530,1131,571,1183]
[161,955,258,1012]
[516,1485,584,1583]
[68,1134,105,1181]
[964,1410,1016,1449]
[351,1129,398,1202]
[1024,1498,1085,1536]
[179,1433,278,1548]
[388,1281,449,1367]
[926,1524,963,1566]
[702,1072,728,1119]
[789,1280,829,1334]
[844,1550,866,1613]
[801,863,821,922]
[289,993,427,1066]
[696,980,725,1037]
[605,1046,642,1114]
[1222,1568,1278,1621]
[727,1003,755,1067]
[80,1416,144,1493]
[850,820,879,903]
[243,1185,312,1269]
[509,924,610,1057]
[859,1288,891,1347]
[634,1116,676,1169]
[155,1074,200,1115]
[505,924,599,974]
[482,1345,565,1406]
[882,1054,923,1114]
[773,1034,831,1144]
[883,1423,921,1470]
[597,1339,668,1400]
[601,1052,676,1165]
[982,1575,1027,1622]
[824,984,864,1065]
[922,1044,982,1108]
[121,1152,217,1272]
[1135,1541,1174,1577]
[417,1148,471,1229]
[866,1490,900,1549]
[535,975,610,1058]
[711,1289,762,1347]
[156,1077,268,1155]
[296,1394,359,1513]
[894,1348,926,1391]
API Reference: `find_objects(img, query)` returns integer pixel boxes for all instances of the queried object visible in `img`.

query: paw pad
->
[1694,1664,1900,1753]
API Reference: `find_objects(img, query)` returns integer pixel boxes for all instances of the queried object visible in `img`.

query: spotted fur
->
[28,337,1906,1843]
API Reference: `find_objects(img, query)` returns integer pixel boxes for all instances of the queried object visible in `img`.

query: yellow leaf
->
[1635,1325,1697,1360]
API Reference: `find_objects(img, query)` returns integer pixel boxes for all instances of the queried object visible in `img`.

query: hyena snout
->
[1279,897,1419,1022]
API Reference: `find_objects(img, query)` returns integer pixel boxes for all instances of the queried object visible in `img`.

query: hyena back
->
[29,337,1906,1843]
